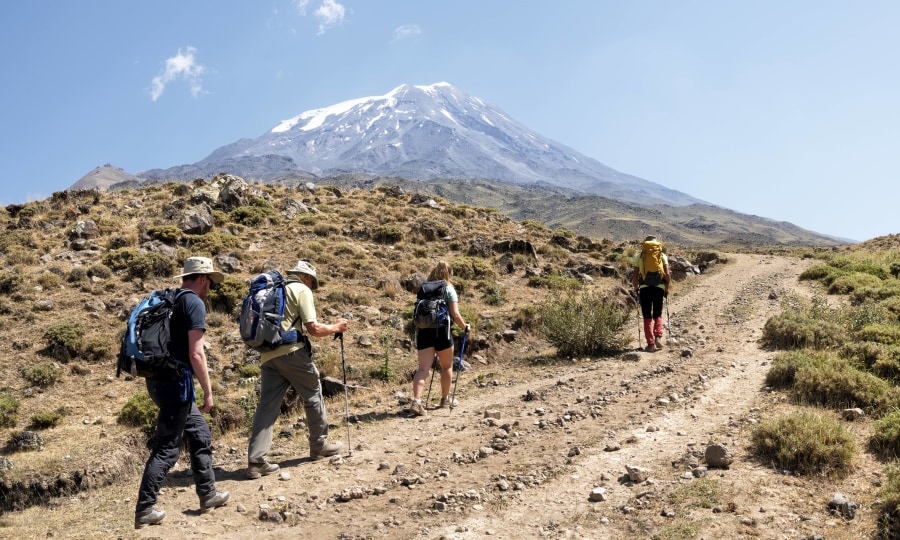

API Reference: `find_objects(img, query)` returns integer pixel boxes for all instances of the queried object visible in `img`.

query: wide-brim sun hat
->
[286,260,319,290]
[644,235,657,242]
[173,256,225,283]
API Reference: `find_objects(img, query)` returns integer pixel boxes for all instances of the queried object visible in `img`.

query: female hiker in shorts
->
[409,261,469,416]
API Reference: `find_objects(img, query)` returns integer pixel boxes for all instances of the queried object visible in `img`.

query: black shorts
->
[416,325,453,352]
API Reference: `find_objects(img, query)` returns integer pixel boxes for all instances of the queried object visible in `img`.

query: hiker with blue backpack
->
[632,235,671,352]
[134,256,230,529]
[409,261,469,416]
[245,260,349,479]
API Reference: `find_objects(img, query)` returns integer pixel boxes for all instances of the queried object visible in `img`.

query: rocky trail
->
[8,253,880,539]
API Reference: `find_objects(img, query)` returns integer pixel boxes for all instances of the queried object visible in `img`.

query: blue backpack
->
[116,289,192,379]
[239,271,300,351]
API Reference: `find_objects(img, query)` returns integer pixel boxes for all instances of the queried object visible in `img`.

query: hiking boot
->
[247,459,279,479]
[200,490,230,513]
[645,343,657,352]
[654,336,663,348]
[439,396,458,408]
[134,507,166,529]
[408,400,426,416]
[310,441,343,460]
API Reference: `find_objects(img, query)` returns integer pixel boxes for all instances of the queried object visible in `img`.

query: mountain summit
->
[136,83,701,207]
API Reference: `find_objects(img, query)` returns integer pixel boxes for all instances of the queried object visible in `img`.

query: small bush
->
[855,323,900,346]
[238,364,261,379]
[22,362,62,388]
[43,321,85,357]
[0,393,20,428]
[539,288,630,357]
[879,464,900,537]
[185,232,242,256]
[118,392,159,432]
[793,359,898,414]
[799,264,846,286]
[101,248,137,271]
[483,284,506,306]
[371,332,398,382]
[751,411,855,477]
[208,275,245,314]
[765,350,831,388]
[828,272,882,295]
[372,224,404,244]
[29,411,63,430]
[81,336,111,363]
[126,252,176,280]
[36,272,62,289]
[527,274,582,291]
[209,400,246,435]
[761,311,844,350]
[146,225,182,243]
[0,272,27,295]
[231,205,279,227]
[869,410,900,460]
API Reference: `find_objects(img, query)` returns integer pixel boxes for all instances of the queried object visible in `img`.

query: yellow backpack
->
[640,240,665,286]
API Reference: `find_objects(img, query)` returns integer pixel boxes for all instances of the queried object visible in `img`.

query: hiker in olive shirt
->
[632,235,670,351]
[246,260,348,479]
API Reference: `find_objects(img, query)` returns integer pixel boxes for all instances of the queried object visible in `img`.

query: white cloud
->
[150,46,206,101]
[392,24,421,42]
[294,0,310,15]
[314,0,346,35]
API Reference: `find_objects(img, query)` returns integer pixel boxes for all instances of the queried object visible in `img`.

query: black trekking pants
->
[136,378,216,513]
[639,286,665,319]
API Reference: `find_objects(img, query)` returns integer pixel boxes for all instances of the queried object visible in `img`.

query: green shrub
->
[86,263,113,279]
[238,364,261,378]
[0,393,20,428]
[101,248,137,271]
[231,205,279,226]
[372,224,404,244]
[371,332,398,382]
[850,281,900,305]
[449,256,496,281]
[799,264,846,285]
[751,411,855,477]
[312,222,340,237]
[29,411,63,430]
[43,321,85,357]
[118,392,159,432]
[828,272,882,295]
[527,274,581,291]
[36,272,62,289]
[67,267,88,283]
[765,350,831,388]
[208,400,246,435]
[146,225,182,243]
[0,272,27,295]
[22,362,62,388]
[879,464,900,537]
[208,275,245,314]
[761,311,844,350]
[81,336,111,363]
[793,359,898,414]
[869,410,900,460]
[830,256,890,280]
[185,232,242,256]
[126,252,176,280]
[483,284,506,306]
[855,323,900,346]
[538,288,630,357]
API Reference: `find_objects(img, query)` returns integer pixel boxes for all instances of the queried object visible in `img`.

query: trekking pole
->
[334,332,352,456]
[633,292,642,349]
[665,293,671,344]
[449,329,468,414]
[425,354,438,406]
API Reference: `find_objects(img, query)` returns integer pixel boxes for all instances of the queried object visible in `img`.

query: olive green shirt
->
[259,281,317,364]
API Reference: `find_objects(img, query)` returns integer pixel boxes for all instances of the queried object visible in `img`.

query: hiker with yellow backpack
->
[632,235,671,352]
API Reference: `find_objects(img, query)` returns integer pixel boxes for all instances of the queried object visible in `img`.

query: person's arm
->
[663,264,671,295]
[632,268,640,292]
[448,302,468,331]
[305,318,348,338]
[187,328,214,413]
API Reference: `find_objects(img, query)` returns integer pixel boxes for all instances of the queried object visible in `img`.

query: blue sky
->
[1,1,898,242]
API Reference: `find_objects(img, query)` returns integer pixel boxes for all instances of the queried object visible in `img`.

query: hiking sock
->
[643,319,654,345]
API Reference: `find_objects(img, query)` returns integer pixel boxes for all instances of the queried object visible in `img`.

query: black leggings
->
[639,286,665,319]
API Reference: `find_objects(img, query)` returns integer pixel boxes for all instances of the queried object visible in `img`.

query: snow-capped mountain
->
[136,83,702,207]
